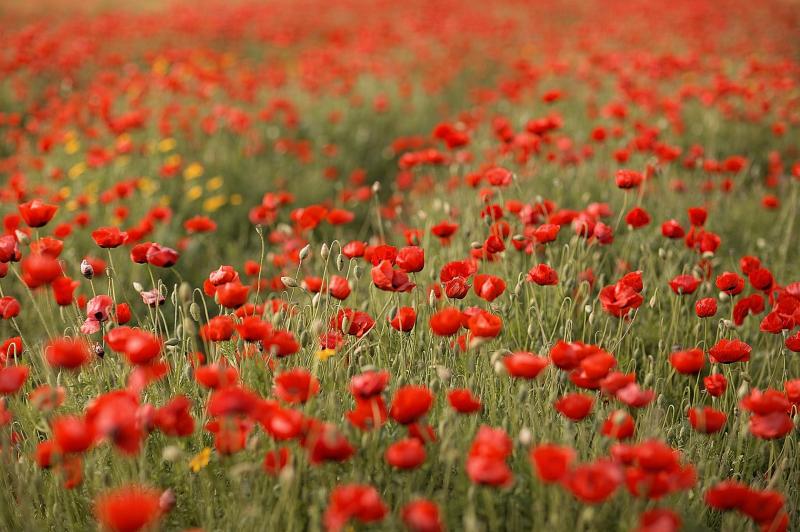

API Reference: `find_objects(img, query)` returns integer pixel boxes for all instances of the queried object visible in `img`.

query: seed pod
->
[178,282,193,304]
[80,260,94,279]
[518,427,532,446]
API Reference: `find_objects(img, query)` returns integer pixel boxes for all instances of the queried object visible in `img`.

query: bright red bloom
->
[390,385,433,425]
[466,426,513,486]
[669,348,705,374]
[389,306,417,332]
[473,274,506,302]
[564,459,622,503]
[323,484,387,532]
[555,393,594,421]
[447,388,481,414]
[602,410,635,440]
[695,297,717,317]
[615,169,643,189]
[396,246,425,273]
[429,307,463,336]
[708,338,751,364]
[274,368,320,404]
[527,263,558,285]
[19,199,58,228]
[92,227,127,248]
[703,373,727,396]
[0,364,29,394]
[94,484,162,532]
[401,499,443,532]
[45,337,91,370]
[503,352,548,379]
[530,444,575,483]
[688,406,727,434]
[385,437,426,469]
[668,274,700,295]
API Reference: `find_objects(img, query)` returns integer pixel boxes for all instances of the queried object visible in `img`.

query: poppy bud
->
[80,259,94,279]
[299,245,310,261]
[281,276,298,288]
[320,243,329,260]
[335,254,344,271]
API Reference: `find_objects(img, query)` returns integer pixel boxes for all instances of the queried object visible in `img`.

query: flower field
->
[1,0,799,530]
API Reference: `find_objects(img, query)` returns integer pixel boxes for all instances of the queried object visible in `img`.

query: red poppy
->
[263,447,291,476]
[466,425,513,486]
[52,415,93,453]
[92,227,127,248]
[615,169,643,189]
[601,410,635,439]
[401,499,443,532]
[503,352,549,379]
[527,263,558,285]
[555,393,594,421]
[447,388,481,414]
[328,275,351,300]
[669,348,705,374]
[385,437,426,469]
[45,337,91,370]
[94,484,162,532]
[703,373,727,396]
[389,306,417,332]
[708,338,751,364]
[0,235,21,263]
[687,406,727,434]
[563,459,622,503]
[668,274,700,295]
[530,444,575,483]
[389,385,433,425]
[473,274,506,302]
[153,395,195,436]
[323,484,387,532]
[695,297,717,318]
[274,368,320,404]
[19,199,58,228]
[396,246,425,273]
[429,307,463,336]
[0,364,29,394]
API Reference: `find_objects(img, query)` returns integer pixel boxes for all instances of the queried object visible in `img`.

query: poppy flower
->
[530,444,575,483]
[396,246,425,273]
[52,415,93,453]
[625,207,650,228]
[704,480,750,510]
[688,406,727,434]
[19,199,58,228]
[669,348,705,374]
[146,243,179,268]
[184,215,217,233]
[661,220,685,239]
[328,275,351,300]
[708,338,751,364]
[371,260,416,292]
[350,371,390,400]
[473,274,506,302]
[466,426,513,486]
[94,484,162,532]
[45,337,91,370]
[555,393,594,421]
[447,388,481,414]
[563,459,622,503]
[389,306,417,332]
[467,310,502,338]
[0,364,29,394]
[389,385,433,425]
[695,297,717,318]
[215,282,250,308]
[0,235,21,263]
[262,447,291,476]
[323,484,387,532]
[385,438,426,469]
[703,373,727,396]
[503,352,549,379]
[527,264,558,285]
[92,227,127,248]
[0,297,21,319]
[602,410,635,439]
[274,368,320,404]
[401,499,443,532]
[195,362,239,389]
[715,272,744,295]
[615,169,643,189]
[599,280,643,318]
[153,395,195,436]
[668,274,700,295]
[429,307,463,336]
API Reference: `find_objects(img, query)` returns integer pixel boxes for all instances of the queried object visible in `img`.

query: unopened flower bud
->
[80,259,94,279]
